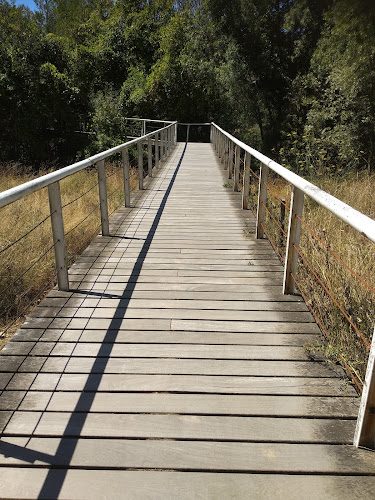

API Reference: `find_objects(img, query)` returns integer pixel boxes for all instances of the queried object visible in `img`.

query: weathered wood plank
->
[1,438,374,473]
[1,470,374,500]
[43,373,354,395]
[3,412,355,444]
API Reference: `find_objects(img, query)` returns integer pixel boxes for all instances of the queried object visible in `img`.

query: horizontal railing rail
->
[211,122,375,450]
[0,121,177,293]
[212,124,375,244]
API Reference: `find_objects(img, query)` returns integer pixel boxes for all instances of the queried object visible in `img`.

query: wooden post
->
[256,163,269,239]
[228,142,233,179]
[142,120,146,136]
[162,129,166,160]
[148,136,152,177]
[279,198,286,248]
[155,132,159,169]
[233,145,240,192]
[283,186,304,294]
[138,141,143,190]
[224,137,228,169]
[122,148,130,207]
[48,181,69,291]
[354,328,375,449]
[242,152,251,209]
[97,159,109,236]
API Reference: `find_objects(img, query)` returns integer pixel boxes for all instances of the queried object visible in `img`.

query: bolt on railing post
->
[155,132,159,168]
[148,136,153,178]
[97,159,109,237]
[242,152,251,209]
[233,144,240,192]
[138,141,143,190]
[48,181,69,291]
[283,186,304,294]
[354,327,375,449]
[256,163,269,239]
[122,148,130,207]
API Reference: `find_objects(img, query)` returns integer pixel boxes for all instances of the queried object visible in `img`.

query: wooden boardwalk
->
[0,142,374,498]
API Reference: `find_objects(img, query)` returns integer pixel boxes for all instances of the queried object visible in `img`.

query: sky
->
[14,0,38,10]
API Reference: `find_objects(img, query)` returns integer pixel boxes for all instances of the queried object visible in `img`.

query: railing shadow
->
[0,141,187,498]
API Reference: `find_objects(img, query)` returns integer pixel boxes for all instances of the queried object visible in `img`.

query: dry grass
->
[0,160,139,346]
[259,170,375,387]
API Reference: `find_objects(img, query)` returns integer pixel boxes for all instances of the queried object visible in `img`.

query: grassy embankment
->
[0,161,138,347]
[257,171,375,388]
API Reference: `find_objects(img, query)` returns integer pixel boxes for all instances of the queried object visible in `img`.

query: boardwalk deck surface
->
[0,142,374,498]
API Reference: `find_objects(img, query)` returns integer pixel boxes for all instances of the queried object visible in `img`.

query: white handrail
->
[212,123,375,244]
[125,117,175,124]
[211,121,375,449]
[0,121,178,291]
[0,122,177,210]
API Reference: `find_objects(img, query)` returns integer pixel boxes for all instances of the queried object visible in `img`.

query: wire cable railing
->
[211,122,375,449]
[0,120,177,340]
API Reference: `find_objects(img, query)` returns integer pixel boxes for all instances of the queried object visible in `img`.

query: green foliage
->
[0,0,375,173]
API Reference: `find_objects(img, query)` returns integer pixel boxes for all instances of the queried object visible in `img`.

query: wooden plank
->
[46,373,354,396]
[63,343,310,360]
[3,412,355,444]
[11,330,318,347]
[38,391,360,417]
[1,469,374,500]
[1,438,375,473]
[0,357,339,378]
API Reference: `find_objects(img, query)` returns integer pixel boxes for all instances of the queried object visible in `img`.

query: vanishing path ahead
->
[0,143,374,498]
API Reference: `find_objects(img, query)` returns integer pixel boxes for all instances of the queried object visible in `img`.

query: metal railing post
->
[354,327,375,449]
[242,152,251,209]
[283,186,304,294]
[48,181,69,291]
[155,132,159,168]
[122,148,130,207]
[233,144,240,192]
[256,163,269,239]
[97,159,109,236]
[148,136,153,177]
[138,141,143,190]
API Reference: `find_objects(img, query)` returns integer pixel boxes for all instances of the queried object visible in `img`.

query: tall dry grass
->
[0,161,138,345]
[258,171,375,387]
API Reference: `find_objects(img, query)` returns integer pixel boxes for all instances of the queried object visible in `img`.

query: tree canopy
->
[1,0,374,174]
